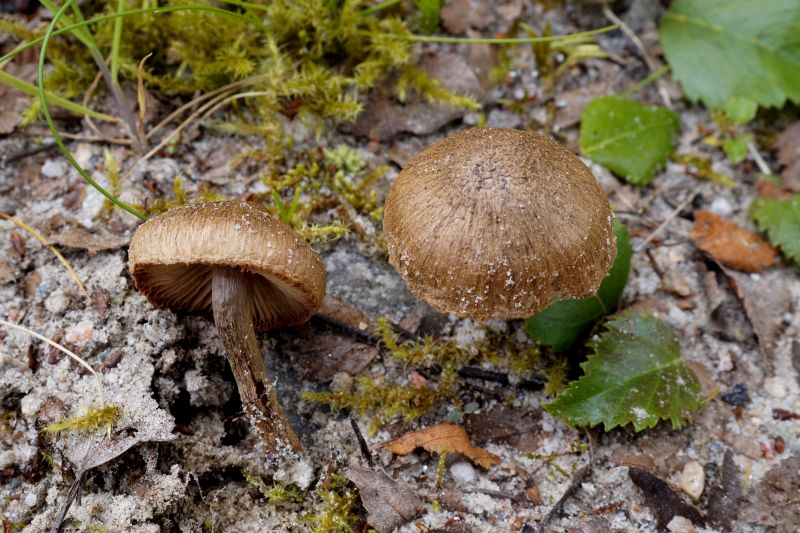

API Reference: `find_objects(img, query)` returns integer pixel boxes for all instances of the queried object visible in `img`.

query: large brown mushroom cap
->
[128,200,326,330]
[383,127,616,321]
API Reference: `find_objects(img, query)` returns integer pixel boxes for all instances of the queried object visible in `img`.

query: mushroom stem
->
[211,266,302,452]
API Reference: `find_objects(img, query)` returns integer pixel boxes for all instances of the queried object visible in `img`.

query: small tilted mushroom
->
[128,200,326,452]
[383,127,616,321]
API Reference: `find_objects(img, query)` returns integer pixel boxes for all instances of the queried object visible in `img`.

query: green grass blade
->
[0,70,118,122]
[38,0,147,221]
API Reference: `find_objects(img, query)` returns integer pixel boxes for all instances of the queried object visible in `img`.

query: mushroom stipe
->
[129,201,326,453]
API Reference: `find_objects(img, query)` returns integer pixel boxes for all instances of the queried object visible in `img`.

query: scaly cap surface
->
[383,128,616,320]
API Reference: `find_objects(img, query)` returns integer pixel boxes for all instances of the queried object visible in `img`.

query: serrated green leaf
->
[546,313,703,432]
[526,221,631,351]
[722,135,750,164]
[722,96,758,126]
[661,0,800,109]
[750,194,800,264]
[579,96,679,185]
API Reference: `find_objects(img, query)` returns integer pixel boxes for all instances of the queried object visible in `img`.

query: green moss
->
[303,371,459,434]
[306,474,361,533]
[243,470,304,505]
[44,404,121,436]
[543,357,569,397]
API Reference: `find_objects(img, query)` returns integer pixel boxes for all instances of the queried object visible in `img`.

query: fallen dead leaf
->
[628,467,705,529]
[42,214,129,254]
[344,466,423,533]
[0,63,33,135]
[440,0,493,35]
[383,422,500,469]
[280,329,377,383]
[724,269,792,358]
[691,211,777,272]
[777,121,800,192]
[739,456,800,530]
[706,450,742,531]
[464,405,541,453]
[352,52,485,142]
[318,294,372,331]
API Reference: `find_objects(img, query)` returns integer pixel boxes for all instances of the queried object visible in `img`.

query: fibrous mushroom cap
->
[128,200,326,330]
[383,127,616,320]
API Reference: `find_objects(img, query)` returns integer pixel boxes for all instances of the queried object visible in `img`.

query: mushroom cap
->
[128,201,326,330]
[383,127,616,320]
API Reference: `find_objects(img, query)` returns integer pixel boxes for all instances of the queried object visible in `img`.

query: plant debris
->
[383,423,500,469]
[344,466,424,533]
[691,210,778,272]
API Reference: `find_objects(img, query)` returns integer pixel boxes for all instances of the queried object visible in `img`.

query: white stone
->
[667,515,695,533]
[764,377,788,399]
[44,290,71,315]
[450,461,476,486]
[24,492,37,506]
[708,197,733,217]
[41,159,67,178]
[679,461,705,501]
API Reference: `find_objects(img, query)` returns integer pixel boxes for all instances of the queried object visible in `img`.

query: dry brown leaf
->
[43,214,129,254]
[691,211,777,272]
[383,422,500,469]
[352,52,485,141]
[344,466,423,533]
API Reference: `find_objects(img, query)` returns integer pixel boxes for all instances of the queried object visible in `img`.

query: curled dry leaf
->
[691,211,777,273]
[383,422,500,469]
[344,466,423,533]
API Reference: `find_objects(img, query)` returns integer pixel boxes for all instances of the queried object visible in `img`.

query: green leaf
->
[722,96,758,126]
[579,96,680,185]
[546,313,703,432]
[526,221,631,351]
[660,0,800,109]
[750,194,800,264]
[722,135,750,164]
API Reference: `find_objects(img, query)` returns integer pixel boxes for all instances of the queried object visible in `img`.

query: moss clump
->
[44,404,121,436]
[305,474,361,533]
[243,471,304,506]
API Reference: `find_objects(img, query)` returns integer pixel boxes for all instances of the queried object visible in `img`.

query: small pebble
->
[330,371,353,393]
[23,492,37,506]
[679,461,705,501]
[667,515,695,533]
[450,461,476,486]
[763,377,787,399]
[44,290,70,315]
[65,320,94,345]
[41,159,67,178]
[708,197,733,217]
[774,436,785,454]
[721,383,750,406]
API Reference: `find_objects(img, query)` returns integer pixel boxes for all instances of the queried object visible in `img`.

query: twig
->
[0,319,104,402]
[602,2,672,108]
[747,140,772,175]
[349,415,374,467]
[0,212,90,299]
[535,464,591,533]
[634,188,701,252]
[313,312,546,391]
[51,469,89,533]
[5,142,60,163]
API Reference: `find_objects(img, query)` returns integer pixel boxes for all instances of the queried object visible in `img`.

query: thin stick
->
[0,212,90,300]
[634,189,700,252]
[747,141,772,175]
[0,319,104,402]
[602,3,672,108]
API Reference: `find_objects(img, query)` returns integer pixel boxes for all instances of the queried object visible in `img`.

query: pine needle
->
[0,318,105,403]
[0,212,90,300]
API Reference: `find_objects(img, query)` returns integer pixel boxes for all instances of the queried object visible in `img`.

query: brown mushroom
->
[128,201,326,452]
[383,127,616,321]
